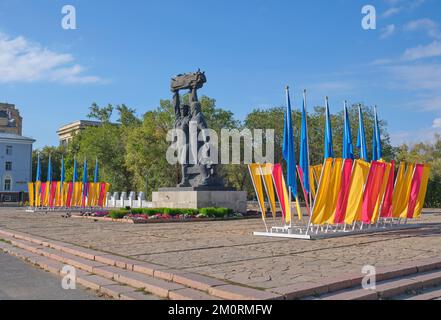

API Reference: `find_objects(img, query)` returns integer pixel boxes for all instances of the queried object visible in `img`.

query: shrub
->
[199,207,233,218]
[163,208,199,216]
[109,209,129,219]
[130,208,145,214]
[142,208,166,216]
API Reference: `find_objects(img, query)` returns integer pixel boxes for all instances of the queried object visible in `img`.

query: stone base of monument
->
[152,187,247,213]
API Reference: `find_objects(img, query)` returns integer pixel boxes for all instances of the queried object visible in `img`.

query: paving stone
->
[77,274,118,291]
[375,265,418,282]
[375,278,423,298]
[209,284,283,300]
[406,289,441,300]
[321,288,378,300]
[172,272,227,291]
[410,270,441,288]
[119,290,161,300]
[169,288,221,300]
[153,268,181,281]
[117,270,185,298]
[94,254,119,267]
[132,261,160,276]
[62,246,98,260]
[64,255,106,273]
[0,208,440,297]
[269,281,329,300]
[415,258,441,273]
[100,284,137,299]
[92,265,123,280]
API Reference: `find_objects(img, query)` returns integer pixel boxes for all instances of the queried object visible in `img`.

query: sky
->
[0,0,440,148]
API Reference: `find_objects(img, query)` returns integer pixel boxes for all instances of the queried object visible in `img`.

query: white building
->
[0,133,35,202]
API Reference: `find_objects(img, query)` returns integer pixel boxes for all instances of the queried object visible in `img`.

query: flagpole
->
[304,89,312,220]
[286,86,293,231]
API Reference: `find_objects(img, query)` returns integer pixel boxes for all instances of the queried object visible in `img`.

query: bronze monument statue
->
[171,70,223,188]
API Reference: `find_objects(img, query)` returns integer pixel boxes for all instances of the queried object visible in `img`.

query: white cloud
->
[388,64,441,91]
[382,7,402,18]
[390,126,440,146]
[403,18,441,39]
[402,41,441,60]
[380,24,396,39]
[0,32,102,84]
[433,118,441,128]
[382,0,425,18]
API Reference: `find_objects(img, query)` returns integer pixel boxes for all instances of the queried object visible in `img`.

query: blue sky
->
[0,0,440,148]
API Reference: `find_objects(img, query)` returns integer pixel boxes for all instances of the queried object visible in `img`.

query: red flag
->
[407,164,424,218]
[334,159,353,224]
[380,161,395,218]
[362,161,386,224]
[66,182,73,208]
[272,164,287,221]
[49,181,57,208]
[98,182,106,207]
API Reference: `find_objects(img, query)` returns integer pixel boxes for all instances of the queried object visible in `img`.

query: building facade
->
[0,133,35,202]
[57,120,102,146]
[0,103,23,135]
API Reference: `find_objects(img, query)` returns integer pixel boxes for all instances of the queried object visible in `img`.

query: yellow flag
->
[311,158,334,225]
[249,164,266,220]
[87,183,94,207]
[325,158,344,224]
[54,182,61,207]
[43,182,50,207]
[344,160,370,225]
[62,182,68,207]
[413,164,431,219]
[391,162,406,218]
[28,183,35,207]
[261,164,277,218]
[35,181,41,207]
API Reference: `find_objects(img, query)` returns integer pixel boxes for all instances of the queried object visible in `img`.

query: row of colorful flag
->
[283,87,384,210]
[249,160,430,225]
[28,181,110,208]
[35,155,100,184]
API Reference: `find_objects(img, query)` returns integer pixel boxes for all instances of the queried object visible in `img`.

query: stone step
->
[1,229,228,294]
[313,269,441,300]
[405,288,441,300]
[268,257,441,300]
[0,228,234,300]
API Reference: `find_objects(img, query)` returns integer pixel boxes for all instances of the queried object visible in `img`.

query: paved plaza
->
[0,208,440,291]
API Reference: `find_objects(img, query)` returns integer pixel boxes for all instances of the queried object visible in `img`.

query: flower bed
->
[73,207,252,224]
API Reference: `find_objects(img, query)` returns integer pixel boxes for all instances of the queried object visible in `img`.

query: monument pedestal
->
[152,187,247,213]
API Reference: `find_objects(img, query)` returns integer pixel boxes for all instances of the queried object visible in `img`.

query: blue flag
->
[36,153,41,182]
[94,158,99,183]
[82,159,88,197]
[372,106,382,161]
[60,156,65,194]
[282,86,298,197]
[47,155,52,182]
[342,102,354,159]
[299,91,310,193]
[60,156,65,183]
[324,96,334,159]
[73,157,78,183]
[82,159,88,184]
[356,105,369,161]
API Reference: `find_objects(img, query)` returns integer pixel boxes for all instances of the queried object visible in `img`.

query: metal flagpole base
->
[253,223,423,240]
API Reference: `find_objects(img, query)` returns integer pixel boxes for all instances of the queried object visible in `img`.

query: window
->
[5,161,12,171]
[4,178,11,191]
[6,145,12,155]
